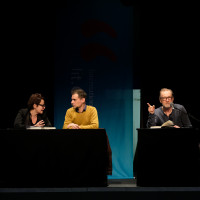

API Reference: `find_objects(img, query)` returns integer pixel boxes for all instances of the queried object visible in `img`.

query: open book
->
[150,120,174,129]
[26,126,56,130]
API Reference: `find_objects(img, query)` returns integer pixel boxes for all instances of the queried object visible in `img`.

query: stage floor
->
[0,179,200,192]
[0,179,200,200]
[108,178,137,187]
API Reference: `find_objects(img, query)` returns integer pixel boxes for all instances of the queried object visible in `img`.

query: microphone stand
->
[171,103,200,123]
[188,113,200,123]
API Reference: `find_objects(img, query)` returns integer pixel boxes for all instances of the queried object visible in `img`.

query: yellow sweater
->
[63,105,99,129]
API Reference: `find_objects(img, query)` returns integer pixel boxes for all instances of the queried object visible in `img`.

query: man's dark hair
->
[71,87,87,99]
[27,93,44,110]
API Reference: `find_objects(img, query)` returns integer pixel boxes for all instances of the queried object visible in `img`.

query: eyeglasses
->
[160,97,172,101]
[38,104,46,107]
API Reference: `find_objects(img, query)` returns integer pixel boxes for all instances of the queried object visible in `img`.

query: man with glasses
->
[147,88,192,128]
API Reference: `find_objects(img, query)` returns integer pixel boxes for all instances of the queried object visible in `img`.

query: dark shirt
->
[14,108,52,129]
[75,105,87,113]
[147,104,192,128]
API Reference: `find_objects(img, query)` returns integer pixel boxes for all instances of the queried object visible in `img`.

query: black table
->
[134,128,200,187]
[0,129,110,187]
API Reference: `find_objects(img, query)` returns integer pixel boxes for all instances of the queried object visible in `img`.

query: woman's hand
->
[34,120,45,127]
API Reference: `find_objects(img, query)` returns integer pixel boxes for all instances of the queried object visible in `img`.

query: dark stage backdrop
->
[139,3,200,130]
[1,2,199,181]
[0,7,55,129]
[54,2,136,179]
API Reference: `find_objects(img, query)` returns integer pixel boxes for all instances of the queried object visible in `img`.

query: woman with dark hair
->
[14,93,52,129]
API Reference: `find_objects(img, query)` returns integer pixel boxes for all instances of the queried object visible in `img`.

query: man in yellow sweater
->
[63,88,99,129]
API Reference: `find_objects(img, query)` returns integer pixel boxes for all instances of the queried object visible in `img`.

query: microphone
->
[170,102,187,114]
[170,102,174,109]
[171,103,200,124]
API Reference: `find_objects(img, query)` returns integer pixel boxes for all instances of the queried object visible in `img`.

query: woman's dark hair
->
[27,93,44,110]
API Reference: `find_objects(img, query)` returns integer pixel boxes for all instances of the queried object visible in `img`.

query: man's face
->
[71,93,85,109]
[159,90,174,108]
[34,99,45,114]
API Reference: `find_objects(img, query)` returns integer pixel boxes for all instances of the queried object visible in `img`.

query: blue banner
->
[55,1,134,179]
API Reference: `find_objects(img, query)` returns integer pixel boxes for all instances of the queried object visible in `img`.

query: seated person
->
[63,87,99,129]
[14,93,52,129]
[147,88,192,128]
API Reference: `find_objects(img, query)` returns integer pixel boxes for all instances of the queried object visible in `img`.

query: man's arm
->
[146,103,157,128]
[63,110,73,129]
[180,105,192,128]
[147,113,157,128]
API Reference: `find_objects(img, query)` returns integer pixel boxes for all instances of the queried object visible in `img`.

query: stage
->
[0,179,200,200]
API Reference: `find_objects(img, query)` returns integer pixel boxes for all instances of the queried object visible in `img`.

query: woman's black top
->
[14,108,52,129]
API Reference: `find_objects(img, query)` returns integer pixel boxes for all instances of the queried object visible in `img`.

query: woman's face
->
[34,99,46,114]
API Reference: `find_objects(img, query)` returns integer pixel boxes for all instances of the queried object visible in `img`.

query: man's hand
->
[173,125,180,128]
[147,103,155,114]
[67,123,80,129]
